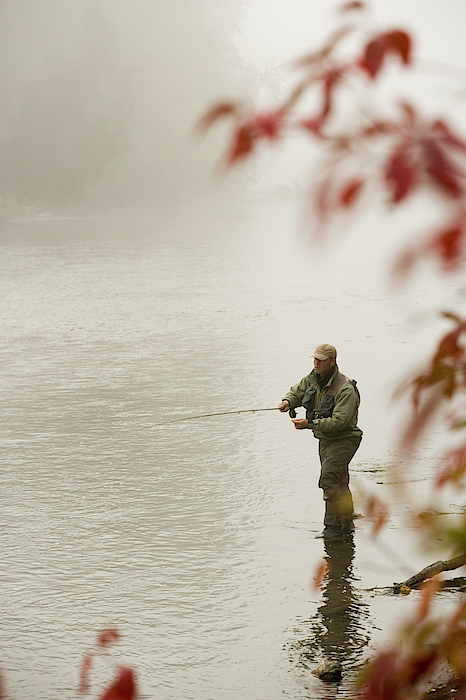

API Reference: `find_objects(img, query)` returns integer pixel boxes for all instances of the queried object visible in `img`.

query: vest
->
[302,371,360,422]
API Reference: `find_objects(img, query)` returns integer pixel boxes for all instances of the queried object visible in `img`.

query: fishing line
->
[4,407,279,483]
[6,406,421,586]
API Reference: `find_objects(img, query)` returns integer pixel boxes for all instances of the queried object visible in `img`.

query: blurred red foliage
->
[98,668,137,700]
[200,3,466,698]
[98,629,121,648]
[359,30,412,78]
[357,588,466,700]
[80,629,138,700]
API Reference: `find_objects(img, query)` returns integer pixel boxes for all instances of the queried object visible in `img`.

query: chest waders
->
[303,372,361,536]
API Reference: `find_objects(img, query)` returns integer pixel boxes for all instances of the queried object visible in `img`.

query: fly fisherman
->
[278,344,362,539]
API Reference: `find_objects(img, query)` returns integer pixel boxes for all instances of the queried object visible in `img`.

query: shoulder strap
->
[328,373,360,405]
[327,372,348,396]
[350,379,361,406]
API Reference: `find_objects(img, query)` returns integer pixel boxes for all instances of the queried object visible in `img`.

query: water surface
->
[0,201,460,699]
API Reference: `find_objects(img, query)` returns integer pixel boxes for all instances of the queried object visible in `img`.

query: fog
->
[1,0,465,209]
[0,0,254,208]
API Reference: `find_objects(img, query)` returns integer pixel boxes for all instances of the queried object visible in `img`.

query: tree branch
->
[393,553,466,592]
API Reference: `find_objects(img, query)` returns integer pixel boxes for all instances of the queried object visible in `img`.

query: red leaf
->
[300,69,345,136]
[360,30,412,79]
[226,110,284,165]
[293,27,353,70]
[418,578,440,621]
[339,1,366,11]
[399,101,417,127]
[432,120,466,154]
[98,667,137,700]
[384,30,412,65]
[364,495,389,536]
[339,178,364,207]
[301,116,325,136]
[97,629,120,648]
[401,389,445,451]
[427,223,465,268]
[421,139,464,197]
[250,109,284,140]
[322,70,342,118]
[434,323,466,363]
[436,445,466,488]
[385,147,417,202]
[79,654,93,695]
[395,223,466,276]
[360,36,386,78]
[197,101,238,131]
[359,650,400,700]
[227,124,255,164]
[361,120,396,138]
[411,361,456,404]
[398,318,466,449]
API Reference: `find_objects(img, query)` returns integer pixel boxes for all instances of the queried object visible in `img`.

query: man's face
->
[314,356,335,375]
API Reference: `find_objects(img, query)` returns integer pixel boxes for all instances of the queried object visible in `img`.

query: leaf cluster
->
[201,3,466,699]
[79,627,137,700]
[199,2,466,273]
[357,587,466,700]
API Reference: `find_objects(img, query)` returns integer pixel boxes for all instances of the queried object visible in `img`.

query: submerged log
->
[393,553,466,593]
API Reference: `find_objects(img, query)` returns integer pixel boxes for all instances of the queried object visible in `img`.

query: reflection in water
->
[291,534,370,685]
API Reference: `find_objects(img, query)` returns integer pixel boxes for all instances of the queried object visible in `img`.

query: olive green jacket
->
[283,365,362,441]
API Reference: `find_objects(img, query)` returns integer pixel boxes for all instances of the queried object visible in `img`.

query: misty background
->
[1,0,465,211]
[0,0,261,210]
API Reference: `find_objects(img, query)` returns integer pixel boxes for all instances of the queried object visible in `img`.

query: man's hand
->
[292,418,309,430]
[278,400,290,412]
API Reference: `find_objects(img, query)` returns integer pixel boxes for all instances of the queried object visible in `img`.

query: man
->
[278,344,362,538]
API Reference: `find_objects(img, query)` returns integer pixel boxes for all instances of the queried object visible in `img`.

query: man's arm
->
[279,376,309,412]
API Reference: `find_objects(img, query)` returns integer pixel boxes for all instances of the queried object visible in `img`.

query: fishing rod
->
[4,406,280,483]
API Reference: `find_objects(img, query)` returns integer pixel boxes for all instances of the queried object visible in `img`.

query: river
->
[0,199,462,699]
